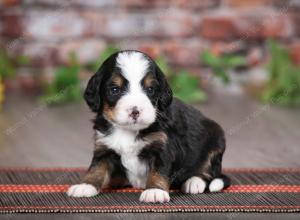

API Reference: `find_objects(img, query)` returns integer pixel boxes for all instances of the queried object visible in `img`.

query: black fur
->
[138,98,230,188]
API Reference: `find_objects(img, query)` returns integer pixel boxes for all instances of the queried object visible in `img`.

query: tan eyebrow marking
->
[112,74,123,87]
[143,74,155,87]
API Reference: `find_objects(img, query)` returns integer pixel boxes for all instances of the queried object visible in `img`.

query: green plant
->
[170,70,206,102]
[155,56,206,103]
[40,52,82,105]
[262,40,300,106]
[155,55,172,78]
[0,48,30,109]
[0,76,4,110]
[0,48,30,79]
[201,50,246,84]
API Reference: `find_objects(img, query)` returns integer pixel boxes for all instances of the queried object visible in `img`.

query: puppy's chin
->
[119,123,150,131]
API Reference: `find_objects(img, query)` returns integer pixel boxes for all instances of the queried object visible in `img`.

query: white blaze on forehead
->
[116,51,149,82]
[113,51,156,130]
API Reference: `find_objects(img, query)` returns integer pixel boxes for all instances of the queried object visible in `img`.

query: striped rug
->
[0,168,299,213]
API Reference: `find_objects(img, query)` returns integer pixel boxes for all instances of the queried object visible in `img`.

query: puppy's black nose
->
[130,107,140,120]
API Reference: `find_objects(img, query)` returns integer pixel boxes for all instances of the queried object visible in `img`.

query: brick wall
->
[1,0,300,74]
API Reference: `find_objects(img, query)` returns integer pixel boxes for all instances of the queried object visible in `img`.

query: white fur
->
[113,51,156,130]
[181,176,206,194]
[67,183,98,197]
[209,178,224,192]
[116,51,149,82]
[96,128,149,188]
[139,189,170,203]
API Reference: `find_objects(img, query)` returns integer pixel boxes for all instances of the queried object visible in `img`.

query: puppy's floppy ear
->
[84,69,104,112]
[155,64,173,110]
[84,53,117,112]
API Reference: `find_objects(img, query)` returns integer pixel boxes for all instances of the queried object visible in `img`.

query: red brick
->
[201,14,237,40]
[138,44,162,59]
[123,0,219,9]
[292,14,300,36]
[0,12,23,37]
[201,9,293,40]
[289,42,300,65]
[176,0,220,10]
[162,39,206,66]
[1,0,22,6]
[226,0,272,8]
[261,13,292,38]
[209,41,246,56]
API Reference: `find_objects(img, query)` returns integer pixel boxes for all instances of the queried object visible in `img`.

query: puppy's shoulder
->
[169,98,205,119]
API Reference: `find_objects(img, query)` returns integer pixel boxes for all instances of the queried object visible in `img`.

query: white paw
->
[181,176,206,194]
[67,183,99,197]
[139,189,170,203]
[209,178,224,192]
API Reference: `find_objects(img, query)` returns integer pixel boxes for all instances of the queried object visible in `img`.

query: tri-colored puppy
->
[67,50,230,203]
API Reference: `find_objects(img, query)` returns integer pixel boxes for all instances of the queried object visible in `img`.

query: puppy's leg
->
[182,148,230,194]
[67,149,112,197]
[139,171,170,203]
[67,161,109,197]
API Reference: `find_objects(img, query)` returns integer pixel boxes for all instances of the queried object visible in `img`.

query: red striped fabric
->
[1,184,300,193]
[0,167,300,172]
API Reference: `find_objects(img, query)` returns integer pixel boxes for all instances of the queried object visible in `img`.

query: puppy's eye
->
[109,86,121,96]
[146,86,155,96]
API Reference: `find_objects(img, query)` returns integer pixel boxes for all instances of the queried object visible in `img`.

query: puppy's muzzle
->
[129,106,140,121]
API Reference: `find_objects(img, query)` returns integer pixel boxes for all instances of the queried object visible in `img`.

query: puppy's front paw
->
[67,183,99,197]
[139,189,170,203]
[181,176,206,194]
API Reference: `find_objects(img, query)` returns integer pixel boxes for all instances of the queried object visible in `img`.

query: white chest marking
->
[96,129,149,188]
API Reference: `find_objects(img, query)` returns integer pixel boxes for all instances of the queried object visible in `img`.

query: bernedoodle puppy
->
[67,50,230,203]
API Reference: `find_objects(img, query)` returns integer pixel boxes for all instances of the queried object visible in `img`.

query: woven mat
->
[0,168,299,213]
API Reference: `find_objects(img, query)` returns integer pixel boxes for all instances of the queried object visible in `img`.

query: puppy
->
[67,50,230,203]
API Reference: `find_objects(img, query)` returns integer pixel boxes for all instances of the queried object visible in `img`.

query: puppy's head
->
[84,50,173,131]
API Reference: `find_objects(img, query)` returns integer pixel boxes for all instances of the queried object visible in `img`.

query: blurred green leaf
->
[40,52,82,105]
[201,50,246,85]
[171,70,206,103]
[0,48,31,79]
[223,55,247,67]
[155,56,172,77]
[262,39,300,106]
[201,51,222,66]
[15,55,31,66]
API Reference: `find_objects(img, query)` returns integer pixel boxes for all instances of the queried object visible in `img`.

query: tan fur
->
[143,131,168,145]
[146,171,169,191]
[143,74,155,87]
[83,161,110,189]
[103,103,115,122]
[112,75,123,87]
